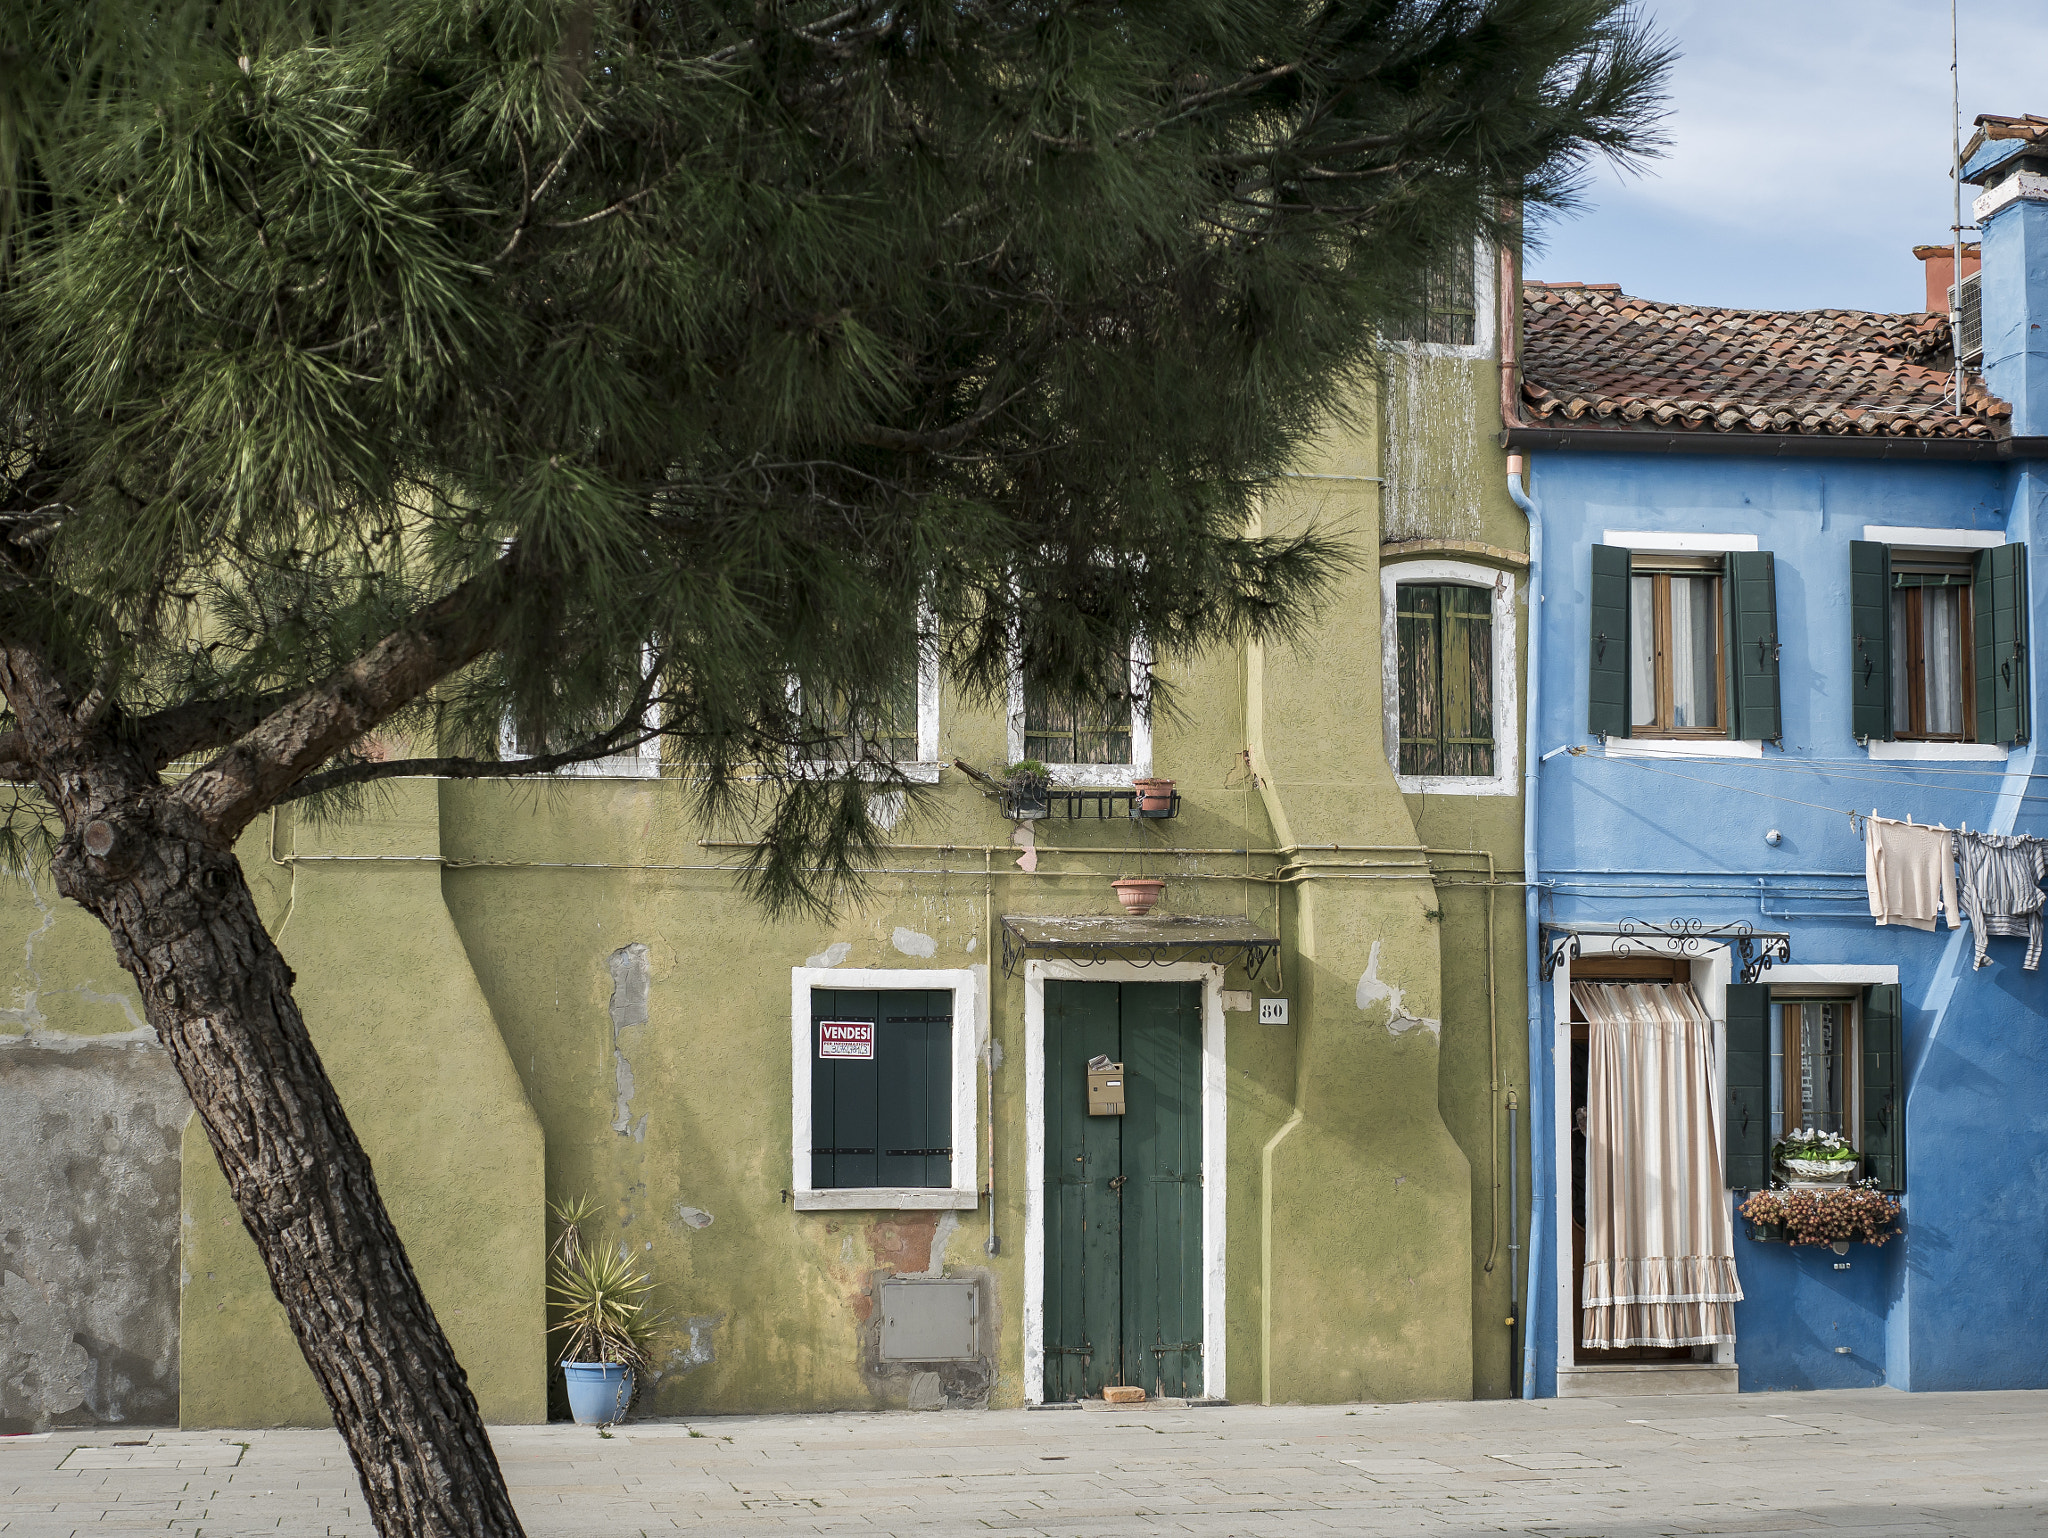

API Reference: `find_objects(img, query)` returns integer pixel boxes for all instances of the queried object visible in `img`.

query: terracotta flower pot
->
[1131,777,1177,816]
[1110,878,1166,916]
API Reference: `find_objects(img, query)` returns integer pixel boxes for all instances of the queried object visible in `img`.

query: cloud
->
[1530,1,2048,312]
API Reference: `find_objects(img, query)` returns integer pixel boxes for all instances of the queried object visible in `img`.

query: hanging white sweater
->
[1865,818,1960,932]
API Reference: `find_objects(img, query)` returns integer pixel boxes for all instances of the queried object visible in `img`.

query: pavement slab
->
[5,1389,2048,1536]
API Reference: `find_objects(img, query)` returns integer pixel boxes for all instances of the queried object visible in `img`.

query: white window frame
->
[794,618,944,785]
[1381,558,1519,796]
[1007,634,1153,788]
[496,641,663,779]
[789,965,982,1212]
[1380,235,1497,359]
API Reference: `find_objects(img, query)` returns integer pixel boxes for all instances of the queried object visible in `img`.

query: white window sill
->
[1044,763,1146,789]
[1603,738,1763,759]
[793,1188,980,1212]
[1396,774,1516,797]
[1866,741,2008,762]
[501,754,663,780]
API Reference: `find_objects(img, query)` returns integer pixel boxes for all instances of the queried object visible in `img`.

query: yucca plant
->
[546,1197,660,1372]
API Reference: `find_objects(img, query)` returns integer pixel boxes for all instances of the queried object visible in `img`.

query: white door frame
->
[1551,937,1736,1382]
[1022,958,1227,1403]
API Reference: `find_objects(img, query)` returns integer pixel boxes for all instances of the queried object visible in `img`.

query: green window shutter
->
[1443,585,1496,776]
[1395,584,1442,775]
[1850,540,1892,741]
[1862,982,1905,1192]
[1973,542,2029,745]
[874,990,953,1189]
[813,989,881,1190]
[1588,544,1631,739]
[1723,983,1770,1189]
[1724,550,1782,742]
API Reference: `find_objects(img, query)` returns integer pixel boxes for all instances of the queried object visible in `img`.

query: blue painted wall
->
[1522,450,2048,1395]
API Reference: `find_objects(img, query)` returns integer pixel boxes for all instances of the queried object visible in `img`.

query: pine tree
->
[1,3,1668,1534]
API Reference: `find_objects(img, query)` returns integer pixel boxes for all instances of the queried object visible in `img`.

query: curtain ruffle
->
[1582,1254,1743,1308]
[1582,1299,1737,1350]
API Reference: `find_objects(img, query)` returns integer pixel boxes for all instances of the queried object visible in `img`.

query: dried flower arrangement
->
[1740,1183,1901,1247]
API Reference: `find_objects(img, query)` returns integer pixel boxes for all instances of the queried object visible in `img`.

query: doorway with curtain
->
[1568,955,1743,1365]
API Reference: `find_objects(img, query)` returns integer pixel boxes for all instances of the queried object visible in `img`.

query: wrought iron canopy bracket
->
[1539,920,1791,985]
[999,916,1278,982]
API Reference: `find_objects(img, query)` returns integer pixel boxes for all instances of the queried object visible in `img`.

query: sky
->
[1526,1,2048,314]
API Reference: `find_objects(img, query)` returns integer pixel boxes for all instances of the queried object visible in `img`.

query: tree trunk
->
[52,792,526,1538]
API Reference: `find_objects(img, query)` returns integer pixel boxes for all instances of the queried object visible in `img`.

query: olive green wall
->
[0,297,1529,1425]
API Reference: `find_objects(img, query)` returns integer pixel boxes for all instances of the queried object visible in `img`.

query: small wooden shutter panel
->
[1724,550,1782,742]
[1850,540,1892,741]
[1862,982,1905,1192]
[1723,983,1770,1189]
[1974,542,2029,745]
[1588,544,1631,739]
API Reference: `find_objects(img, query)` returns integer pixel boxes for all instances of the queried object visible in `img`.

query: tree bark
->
[53,787,528,1538]
[0,627,527,1538]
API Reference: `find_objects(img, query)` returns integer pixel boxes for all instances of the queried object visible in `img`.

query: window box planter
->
[1001,764,1052,820]
[1131,777,1179,818]
[1739,1185,1900,1249]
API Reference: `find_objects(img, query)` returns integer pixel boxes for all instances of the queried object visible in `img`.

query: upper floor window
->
[1852,537,2028,748]
[1628,555,1724,735]
[1587,541,1780,746]
[1008,637,1152,787]
[1395,582,1494,776]
[795,621,942,782]
[1384,239,1477,346]
[1382,557,1517,795]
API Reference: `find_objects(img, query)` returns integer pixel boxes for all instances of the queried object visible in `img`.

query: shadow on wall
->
[0,1039,191,1433]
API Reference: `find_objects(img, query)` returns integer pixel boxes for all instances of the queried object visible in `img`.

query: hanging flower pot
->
[1110,877,1166,916]
[1131,777,1177,817]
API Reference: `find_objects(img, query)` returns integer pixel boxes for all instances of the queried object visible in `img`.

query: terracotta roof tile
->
[1519,284,2008,441]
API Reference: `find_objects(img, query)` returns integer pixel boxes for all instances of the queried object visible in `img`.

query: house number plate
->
[1259,998,1289,1025]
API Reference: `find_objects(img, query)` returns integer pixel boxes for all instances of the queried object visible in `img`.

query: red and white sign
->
[818,1020,875,1059]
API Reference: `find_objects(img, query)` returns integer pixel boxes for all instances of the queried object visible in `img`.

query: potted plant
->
[1130,777,1176,817]
[1739,1183,1901,1249]
[1003,760,1052,820]
[1774,1128,1859,1186]
[548,1196,661,1427]
[1109,876,1166,915]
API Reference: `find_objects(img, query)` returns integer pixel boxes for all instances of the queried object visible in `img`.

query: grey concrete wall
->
[0,1036,189,1432]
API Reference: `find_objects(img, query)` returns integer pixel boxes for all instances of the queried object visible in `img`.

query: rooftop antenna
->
[1950,0,1966,415]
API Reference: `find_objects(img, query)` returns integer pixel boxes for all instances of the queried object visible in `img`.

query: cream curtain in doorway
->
[1574,981,1743,1348]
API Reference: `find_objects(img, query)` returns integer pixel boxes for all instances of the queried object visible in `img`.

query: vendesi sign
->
[818,1020,875,1059]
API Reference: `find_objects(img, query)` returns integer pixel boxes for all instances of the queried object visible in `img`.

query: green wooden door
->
[1044,979,1203,1400]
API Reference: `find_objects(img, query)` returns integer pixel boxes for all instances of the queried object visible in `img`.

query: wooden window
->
[1395,582,1495,776]
[1385,240,1476,345]
[809,988,954,1191]
[1627,556,1724,735]
[1769,995,1855,1142]
[804,650,921,763]
[1024,656,1135,765]
[1889,554,1974,741]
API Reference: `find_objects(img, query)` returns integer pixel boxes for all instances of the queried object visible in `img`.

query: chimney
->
[1911,243,1980,315]
[1963,113,2048,436]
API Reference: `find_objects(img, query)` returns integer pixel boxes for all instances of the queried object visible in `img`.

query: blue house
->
[1503,112,2048,1398]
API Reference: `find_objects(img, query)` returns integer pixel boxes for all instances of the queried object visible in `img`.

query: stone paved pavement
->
[6,1389,2048,1537]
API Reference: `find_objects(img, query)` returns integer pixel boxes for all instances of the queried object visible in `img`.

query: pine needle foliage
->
[2,0,1672,909]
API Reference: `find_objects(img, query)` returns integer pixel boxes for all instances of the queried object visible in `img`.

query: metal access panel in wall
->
[878,1279,980,1362]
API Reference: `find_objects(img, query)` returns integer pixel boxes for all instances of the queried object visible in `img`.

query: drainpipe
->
[1499,234,1548,1399]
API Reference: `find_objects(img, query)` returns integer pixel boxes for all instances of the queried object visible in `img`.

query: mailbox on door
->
[1086,1055,1125,1116]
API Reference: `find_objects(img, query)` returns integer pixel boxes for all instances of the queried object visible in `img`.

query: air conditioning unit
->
[1950,272,1983,363]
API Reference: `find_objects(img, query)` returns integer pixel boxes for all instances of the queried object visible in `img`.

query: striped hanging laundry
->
[1956,832,2048,971]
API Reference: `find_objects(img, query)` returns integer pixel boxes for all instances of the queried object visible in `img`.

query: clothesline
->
[1863,813,2047,973]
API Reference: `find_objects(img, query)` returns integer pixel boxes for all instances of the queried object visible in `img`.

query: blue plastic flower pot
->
[562,1362,633,1425]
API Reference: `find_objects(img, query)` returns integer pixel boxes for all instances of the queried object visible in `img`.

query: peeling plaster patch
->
[806,941,852,969]
[985,1040,1004,1073]
[675,1206,713,1230]
[658,1312,725,1380]
[916,1210,961,1277]
[1011,823,1039,874]
[608,944,650,1137]
[0,870,147,1038]
[892,927,938,959]
[1356,941,1440,1037]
